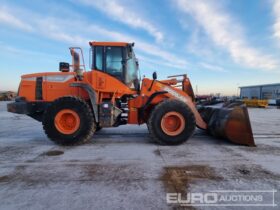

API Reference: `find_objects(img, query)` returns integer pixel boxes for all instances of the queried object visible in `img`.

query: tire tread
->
[42,96,95,145]
[147,99,195,145]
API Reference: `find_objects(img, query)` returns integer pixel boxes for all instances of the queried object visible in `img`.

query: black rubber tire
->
[42,96,96,145]
[147,99,195,145]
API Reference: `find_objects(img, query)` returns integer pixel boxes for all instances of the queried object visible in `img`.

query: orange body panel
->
[89,41,129,47]
[127,78,207,129]
[19,72,87,101]
[90,71,136,97]
[19,80,36,101]
[127,96,148,124]
[182,77,195,101]
[19,70,136,104]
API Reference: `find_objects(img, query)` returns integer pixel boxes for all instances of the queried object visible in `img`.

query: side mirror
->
[152,71,157,80]
[148,72,157,91]
[59,62,70,72]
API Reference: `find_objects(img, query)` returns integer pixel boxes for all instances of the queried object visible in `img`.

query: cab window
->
[126,55,138,87]
[94,46,103,71]
[105,47,123,80]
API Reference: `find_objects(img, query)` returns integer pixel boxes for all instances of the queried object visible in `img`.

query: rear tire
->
[42,96,96,145]
[147,99,195,145]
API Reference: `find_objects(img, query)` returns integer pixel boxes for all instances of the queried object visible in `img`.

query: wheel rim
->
[54,109,80,134]
[160,111,185,136]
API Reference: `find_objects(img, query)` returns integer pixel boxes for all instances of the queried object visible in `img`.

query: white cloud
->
[0,6,33,31]
[200,62,227,73]
[176,0,278,71]
[36,18,88,46]
[273,0,280,42]
[0,43,60,60]
[137,54,187,70]
[86,25,188,68]
[0,5,187,70]
[77,0,164,42]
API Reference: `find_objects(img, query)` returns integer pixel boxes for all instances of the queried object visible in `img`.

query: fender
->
[139,91,167,121]
[70,83,99,122]
[140,91,167,112]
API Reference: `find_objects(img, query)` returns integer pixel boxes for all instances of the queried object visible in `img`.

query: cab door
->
[104,46,125,82]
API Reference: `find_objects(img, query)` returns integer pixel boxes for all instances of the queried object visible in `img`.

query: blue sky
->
[0,0,280,95]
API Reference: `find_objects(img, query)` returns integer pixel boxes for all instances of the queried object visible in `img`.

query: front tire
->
[148,99,195,145]
[42,96,96,145]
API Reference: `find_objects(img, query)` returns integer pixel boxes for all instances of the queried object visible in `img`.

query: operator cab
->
[90,41,140,90]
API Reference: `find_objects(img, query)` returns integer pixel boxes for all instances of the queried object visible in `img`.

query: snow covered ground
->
[0,101,279,210]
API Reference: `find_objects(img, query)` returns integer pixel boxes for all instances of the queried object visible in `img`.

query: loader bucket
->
[198,103,255,146]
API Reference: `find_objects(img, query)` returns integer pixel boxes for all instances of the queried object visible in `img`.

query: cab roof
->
[89,41,130,47]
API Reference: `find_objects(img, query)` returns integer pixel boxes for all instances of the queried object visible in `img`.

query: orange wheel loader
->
[7,42,255,146]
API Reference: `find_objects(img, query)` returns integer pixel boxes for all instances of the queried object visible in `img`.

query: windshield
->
[125,49,139,89]
[106,46,123,81]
